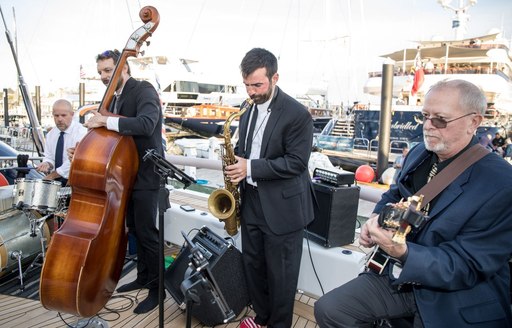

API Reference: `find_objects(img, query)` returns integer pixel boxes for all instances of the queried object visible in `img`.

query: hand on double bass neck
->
[83,111,108,129]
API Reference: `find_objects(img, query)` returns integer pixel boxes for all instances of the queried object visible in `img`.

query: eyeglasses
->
[415,112,477,129]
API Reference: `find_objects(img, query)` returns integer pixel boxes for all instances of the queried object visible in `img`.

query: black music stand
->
[143,149,196,328]
[179,231,235,328]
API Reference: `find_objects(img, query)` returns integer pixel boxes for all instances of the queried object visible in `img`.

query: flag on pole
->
[80,64,86,79]
[411,48,424,96]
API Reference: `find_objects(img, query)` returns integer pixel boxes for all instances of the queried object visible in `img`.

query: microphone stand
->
[180,231,235,328]
[143,149,196,328]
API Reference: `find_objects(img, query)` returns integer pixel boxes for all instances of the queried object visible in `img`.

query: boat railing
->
[367,60,511,78]
[354,138,410,157]
[0,155,43,168]
[354,137,370,151]
[0,126,41,154]
[369,139,410,152]
[164,103,240,119]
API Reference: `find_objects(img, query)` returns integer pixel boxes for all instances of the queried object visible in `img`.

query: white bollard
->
[208,137,221,160]
[182,145,197,179]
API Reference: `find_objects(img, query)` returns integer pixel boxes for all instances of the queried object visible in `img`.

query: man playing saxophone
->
[224,48,315,328]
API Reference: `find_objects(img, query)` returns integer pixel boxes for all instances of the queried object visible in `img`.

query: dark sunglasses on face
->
[415,112,476,129]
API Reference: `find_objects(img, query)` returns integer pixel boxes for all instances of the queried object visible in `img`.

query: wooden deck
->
[0,264,318,328]
[0,188,325,328]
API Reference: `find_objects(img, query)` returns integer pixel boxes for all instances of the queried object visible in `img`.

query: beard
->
[424,135,446,153]
[251,85,273,105]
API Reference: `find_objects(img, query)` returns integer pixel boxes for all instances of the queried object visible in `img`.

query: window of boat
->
[163,81,199,93]
[176,81,199,93]
[198,83,225,94]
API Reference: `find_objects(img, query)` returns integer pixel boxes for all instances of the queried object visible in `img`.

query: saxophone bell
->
[208,189,236,220]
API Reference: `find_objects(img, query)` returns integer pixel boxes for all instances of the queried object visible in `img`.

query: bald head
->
[52,99,74,132]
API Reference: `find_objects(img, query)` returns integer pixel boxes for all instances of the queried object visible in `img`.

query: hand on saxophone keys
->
[224,156,248,184]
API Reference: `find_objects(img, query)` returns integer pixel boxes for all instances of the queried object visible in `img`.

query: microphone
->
[143,149,196,188]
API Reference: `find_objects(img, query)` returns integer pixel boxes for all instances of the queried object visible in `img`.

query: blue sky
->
[1,0,511,104]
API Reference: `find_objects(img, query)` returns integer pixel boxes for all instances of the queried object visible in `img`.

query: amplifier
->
[306,182,360,247]
[164,226,249,326]
[313,167,355,186]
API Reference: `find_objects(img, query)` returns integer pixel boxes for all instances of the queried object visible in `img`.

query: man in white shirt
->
[36,99,87,185]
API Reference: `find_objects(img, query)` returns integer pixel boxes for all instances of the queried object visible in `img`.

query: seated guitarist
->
[314,79,512,328]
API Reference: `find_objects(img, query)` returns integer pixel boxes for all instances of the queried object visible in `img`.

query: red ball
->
[355,165,375,183]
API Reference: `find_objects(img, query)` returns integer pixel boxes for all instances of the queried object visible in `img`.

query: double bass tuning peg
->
[146,40,151,46]
[140,50,145,57]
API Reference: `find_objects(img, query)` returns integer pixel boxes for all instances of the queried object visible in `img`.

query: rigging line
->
[277,0,294,60]
[125,0,135,30]
[185,0,207,55]
[245,0,264,50]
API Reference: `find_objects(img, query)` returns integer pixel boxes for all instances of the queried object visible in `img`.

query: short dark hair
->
[96,49,131,75]
[240,48,278,80]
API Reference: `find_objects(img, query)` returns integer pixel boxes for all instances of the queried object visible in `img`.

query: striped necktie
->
[427,162,438,182]
[424,162,438,213]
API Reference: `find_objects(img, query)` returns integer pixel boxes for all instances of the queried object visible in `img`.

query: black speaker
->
[306,182,360,247]
[164,226,249,326]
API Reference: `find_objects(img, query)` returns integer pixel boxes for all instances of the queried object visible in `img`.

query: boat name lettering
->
[391,121,420,131]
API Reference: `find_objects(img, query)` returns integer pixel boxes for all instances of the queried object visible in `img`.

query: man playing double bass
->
[83,49,164,314]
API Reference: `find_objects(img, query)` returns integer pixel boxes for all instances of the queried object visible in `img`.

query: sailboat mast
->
[0,5,45,156]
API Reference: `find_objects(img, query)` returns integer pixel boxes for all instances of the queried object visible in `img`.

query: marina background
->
[1,0,511,107]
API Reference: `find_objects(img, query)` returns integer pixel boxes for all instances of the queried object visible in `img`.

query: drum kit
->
[0,178,71,290]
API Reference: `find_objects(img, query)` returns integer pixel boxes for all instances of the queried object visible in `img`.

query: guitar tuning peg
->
[140,50,145,56]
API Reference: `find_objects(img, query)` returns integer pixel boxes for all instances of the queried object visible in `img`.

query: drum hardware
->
[9,250,25,289]
[18,214,52,290]
[1,211,53,290]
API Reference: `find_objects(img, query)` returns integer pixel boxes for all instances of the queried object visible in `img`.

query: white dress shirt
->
[246,98,272,186]
[43,117,88,178]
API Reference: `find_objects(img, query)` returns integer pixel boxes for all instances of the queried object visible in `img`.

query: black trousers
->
[126,189,160,290]
[314,273,423,328]
[241,186,304,328]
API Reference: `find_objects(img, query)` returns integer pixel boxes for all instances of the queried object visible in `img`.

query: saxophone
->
[208,98,254,235]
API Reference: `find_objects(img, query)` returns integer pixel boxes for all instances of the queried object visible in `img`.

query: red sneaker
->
[240,317,263,328]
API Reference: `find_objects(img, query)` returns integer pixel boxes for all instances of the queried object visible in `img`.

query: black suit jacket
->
[237,87,315,235]
[116,77,164,190]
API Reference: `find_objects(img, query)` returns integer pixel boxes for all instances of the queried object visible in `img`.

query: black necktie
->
[55,131,65,169]
[245,106,258,158]
[110,95,119,114]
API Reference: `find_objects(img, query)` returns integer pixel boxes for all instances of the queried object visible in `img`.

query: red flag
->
[411,49,424,96]
[411,67,424,96]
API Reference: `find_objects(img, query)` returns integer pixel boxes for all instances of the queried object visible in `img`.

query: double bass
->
[39,6,160,317]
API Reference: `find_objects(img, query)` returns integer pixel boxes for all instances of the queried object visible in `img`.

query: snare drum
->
[12,178,62,212]
[0,209,50,277]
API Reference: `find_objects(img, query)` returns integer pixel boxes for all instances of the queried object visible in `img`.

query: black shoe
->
[116,280,146,293]
[134,289,161,314]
